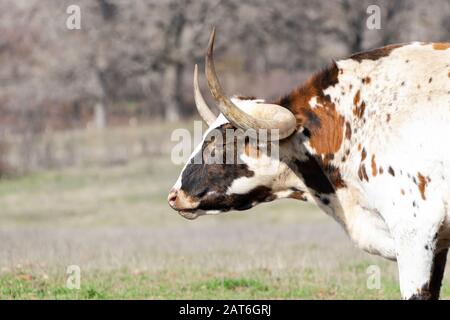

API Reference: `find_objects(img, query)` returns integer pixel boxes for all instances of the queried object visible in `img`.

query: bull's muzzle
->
[167,189,202,220]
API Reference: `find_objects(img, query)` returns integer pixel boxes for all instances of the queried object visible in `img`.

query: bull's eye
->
[195,189,208,198]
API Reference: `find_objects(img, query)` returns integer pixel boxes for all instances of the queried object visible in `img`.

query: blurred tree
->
[0,0,449,129]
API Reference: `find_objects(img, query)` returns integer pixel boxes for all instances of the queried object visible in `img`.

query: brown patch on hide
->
[358,164,369,182]
[276,63,345,155]
[350,44,404,62]
[345,122,352,140]
[371,154,377,177]
[362,77,371,84]
[361,148,367,161]
[306,102,345,154]
[289,191,307,201]
[418,172,429,200]
[353,90,360,107]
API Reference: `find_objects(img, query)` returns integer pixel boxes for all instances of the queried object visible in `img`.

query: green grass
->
[0,267,405,300]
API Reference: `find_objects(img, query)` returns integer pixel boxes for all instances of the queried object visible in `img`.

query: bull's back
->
[336,42,450,158]
[329,43,450,201]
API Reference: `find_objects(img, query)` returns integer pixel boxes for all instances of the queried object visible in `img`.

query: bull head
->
[168,28,310,220]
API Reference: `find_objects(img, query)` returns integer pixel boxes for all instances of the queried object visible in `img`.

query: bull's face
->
[168,29,308,219]
[168,103,308,219]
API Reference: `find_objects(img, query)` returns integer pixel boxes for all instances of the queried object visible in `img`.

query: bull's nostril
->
[167,189,178,208]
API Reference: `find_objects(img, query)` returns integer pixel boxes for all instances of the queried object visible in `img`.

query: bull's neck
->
[276,62,348,192]
[276,62,345,155]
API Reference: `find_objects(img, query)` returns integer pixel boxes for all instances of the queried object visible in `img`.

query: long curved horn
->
[204,27,297,140]
[193,64,216,125]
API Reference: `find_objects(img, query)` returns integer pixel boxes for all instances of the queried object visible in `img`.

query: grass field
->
[1,122,450,299]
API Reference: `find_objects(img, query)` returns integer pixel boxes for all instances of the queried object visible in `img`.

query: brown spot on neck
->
[358,163,369,182]
[345,122,352,140]
[417,173,429,200]
[371,154,377,177]
[276,63,345,155]
[306,103,345,154]
[353,98,366,119]
[353,90,360,107]
[323,153,334,163]
[323,162,347,190]
[361,148,367,161]
[352,90,366,119]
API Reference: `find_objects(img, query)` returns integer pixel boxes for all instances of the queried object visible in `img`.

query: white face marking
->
[226,151,280,195]
[172,98,269,191]
[226,151,308,200]
[172,114,228,190]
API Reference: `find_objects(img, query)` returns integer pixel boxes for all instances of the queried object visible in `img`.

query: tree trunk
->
[94,69,109,130]
[161,2,186,121]
[162,63,183,122]
[94,101,106,130]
